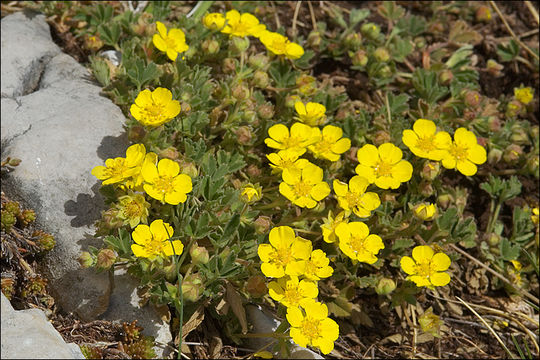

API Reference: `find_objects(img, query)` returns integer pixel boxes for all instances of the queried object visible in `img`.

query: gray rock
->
[1,293,85,359]
[100,268,173,358]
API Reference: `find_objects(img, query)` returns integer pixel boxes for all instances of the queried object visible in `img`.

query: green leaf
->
[396,15,426,37]
[126,59,159,89]
[89,56,110,87]
[392,238,415,251]
[412,69,449,104]
[349,8,370,27]
[386,93,409,115]
[147,0,171,21]
[436,207,458,232]
[445,45,473,69]
[97,23,121,47]
[377,2,405,21]
[497,40,520,62]
[222,214,241,241]
[499,238,520,261]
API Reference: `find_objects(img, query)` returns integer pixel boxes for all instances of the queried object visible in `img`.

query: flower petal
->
[357,144,379,166]
[269,226,295,249]
[432,252,451,271]
[400,256,416,275]
[268,124,290,143]
[379,143,403,164]
[412,245,434,262]
[430,272,451,286]
[413,119,436,137]
[157,158,180,177]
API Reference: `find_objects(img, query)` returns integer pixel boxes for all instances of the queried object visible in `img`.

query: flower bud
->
[487,116,501,132]
[179,160,198,178]
[159,146,180,160]
[257,103,274,120]
[372,130,391,146]
[128,125,146,142]
[428,22,444,33]
[190,243,210,265]
[487,232,501,246]
[252,70,270,88]
[96,249,116,269]
[222,58,238,74]
[503,144,523,164]
[413,203,438,221]
[254,216,272,234]
[246,275,267,298]
[506,100,523,118]
[414,36,426,49]
[78,251,95,268]
[296,74,317,95]
[285,94,301,108]
[510,124,529,145]
[351,49,368,67]
[231,84,250,101]
[374,47,390,62]
[375,278,396,295]
[476,5,492,22]
[231,36,250,54]
[182,273,204,302]
[344,32,362,49]
[488,148,503,164]
[437,194,453,209]
[235,126,253,145]
[85,35,104,52]
[201,38,220,55]
[240,183,262,203]
[307,31,322,48]
[464,90,481,107]
[421,161,440,181]
[249,53,269,70]
[527,154,539,177]
[8,158,21,167]
[246,164,262,178]
[439,69,453,85]
[486,59,504,77]
[361,22,380,39]
[378,65,392,78]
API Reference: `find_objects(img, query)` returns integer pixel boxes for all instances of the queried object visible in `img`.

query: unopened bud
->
[421,161,440,181]
[374,47,390,62]
[159,146,180,160]
[344,32,362,49]
[437,194,453,209]
[252,70,270,88]
[487,116,501,132]
[439,69,453,85]
[307,31,322,48]
[246,164,262,178]
[486,59,504,77]
[527,154,539,177]
[246,275,267,298]
[285,94,301,108]
[378,65,392,78]
[128,125,146,142]
[222,58,238,74]
[249,53,269,70]
[231,36,250,54]
[372,130,391,146]
[232,84,250,101]
[182,273,204,302]
[351,49,368,67]
[488,148,503,164]
[235,126,253,145]
[78,251,95,268]
[510,124,529,145]
[361,22,380,39]
[190,243,210,265]
[254,216,272,234]
[8,158,21,167]
[464,90,481,107]
[429,22,444,33]
[476,5,492,22]
[375,278,396,295]
[96,249,116,269]
[503,144,523,164]
[506,100,523,118]
[257,103,274,120]
[240,183,262,203]
[419,180,434,197]
[179,160,198,178]
[487,232,501,246]
[413,203,437,221]
[201,38,220,54]
[414,36,426,49]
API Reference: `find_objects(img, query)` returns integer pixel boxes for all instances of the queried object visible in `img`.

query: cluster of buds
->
[20,275,47,298]
[1,200,36,232]
[32,230,56,252]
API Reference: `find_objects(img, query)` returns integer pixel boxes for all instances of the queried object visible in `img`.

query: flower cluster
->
[402,119,486,176]
[258,226,338,354]
[203,10,304,60]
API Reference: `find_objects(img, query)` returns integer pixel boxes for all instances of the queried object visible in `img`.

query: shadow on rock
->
[97,133,129,161]
[64,182,104,227]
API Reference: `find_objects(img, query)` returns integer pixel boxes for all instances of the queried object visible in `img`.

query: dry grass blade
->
[291,1,302,39]
[456,296,516,358]
[525,1,539,25]
[307,1,317,30]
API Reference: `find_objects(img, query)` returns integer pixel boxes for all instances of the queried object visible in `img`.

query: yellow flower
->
[355,143,413,189]
[125,151,158,190]
[259,30,304,59]
[241,183,262,203]
[116,192,150,228]
[287,301,339,355]
[265,122,319,156]
[279,162,330,208]
[531,207,539,226]
[152,21,189,61]
[413,203,437,221]
[266,150,310,174]
[142,158,193,205]
[321,211,349,243]
[402,119,452,160]
[308,125,351,162]
[91,143,146,185]
[131,219,183,259]
[301,249,334,280]
[268,275,318,308]
[333,176,381,218]
[294,101,326,126]
[221,10,266,38]
[335,222,384,264]
[514,87,534,105]
[441,128,486,176]
[400,245,451,289]
[130,88,181,127]
[202,13,226,31]
[258,226,312,278]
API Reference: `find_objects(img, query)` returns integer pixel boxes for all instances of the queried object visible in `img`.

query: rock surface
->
[1,293,85,359]
[1,10,171,358]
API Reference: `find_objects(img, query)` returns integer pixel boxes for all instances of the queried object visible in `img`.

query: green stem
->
[176,273,184,360]
[486,200,502,236]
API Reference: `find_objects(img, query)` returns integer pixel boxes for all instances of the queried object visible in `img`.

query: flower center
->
[313,140,332,154]
[345,191,361,207]
[350,235,367,255]
[417,135,436,152]
[283,136,302,149]
[301,317,322,342]
[146,236,166,257]
[449,143,469,161]
[415,260,433,278]
[374,160,392,177]
[284,284,302,306]
[304,260,318,278]
[272,247,293,269]
[294,181,313,197]
[154,175,175,194]
[271,38,287,53]
[124,200,143,218]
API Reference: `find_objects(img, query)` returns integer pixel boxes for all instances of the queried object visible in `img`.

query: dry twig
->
[291,1,302,39]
